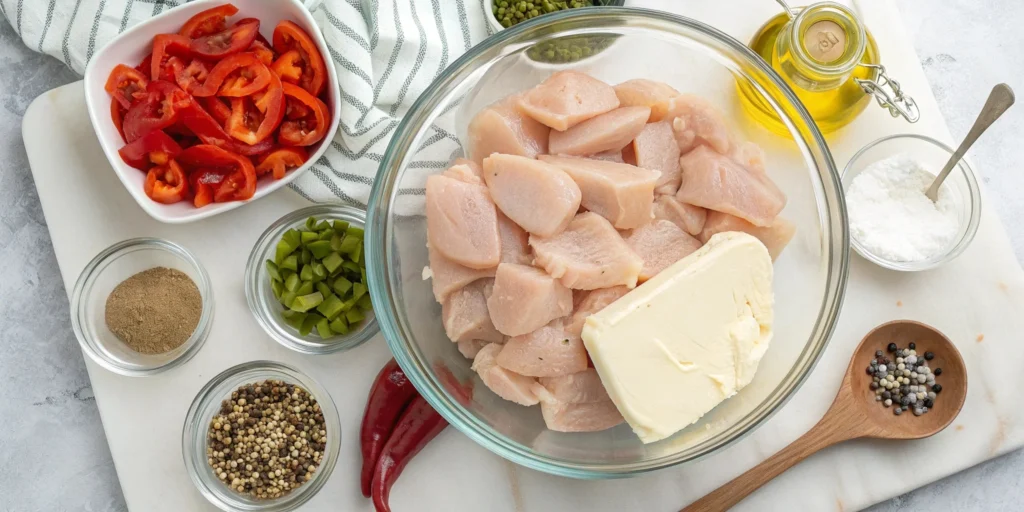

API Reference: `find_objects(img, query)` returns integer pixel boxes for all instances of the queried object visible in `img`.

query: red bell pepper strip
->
[225,71,285,145]
[190,20,259,59]
[370,395,448,512]
[189,52,271,98]
[143,159,188,204]
[272,20,327,97]
[175,59,210,94]
[255,146,307,180]
[178,4,239,39]
[177,144,257,202]
[105,64,149,109]
[179,101,274,156]
[111,97,126,142]
[150,33,192,81]
[279,83,330,147]
[358,359,419,498]
[118,129,183,170]
[121,80,192,142]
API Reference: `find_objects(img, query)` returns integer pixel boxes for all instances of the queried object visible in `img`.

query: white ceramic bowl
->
[84,0,340,224]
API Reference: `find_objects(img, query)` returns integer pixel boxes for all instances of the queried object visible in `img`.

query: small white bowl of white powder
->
[843,134,982,271]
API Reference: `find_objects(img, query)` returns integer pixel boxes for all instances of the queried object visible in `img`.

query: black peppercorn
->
[875,350,883,357]
[924,398,934,408]
[934,368,942,376]
[932,384,942,393]
[887,342,898,352]
[909,342,916,350]
[924,351,934,360]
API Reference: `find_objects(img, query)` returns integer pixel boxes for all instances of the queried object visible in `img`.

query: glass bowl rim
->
[244,204,379,355]
[181,359,342,512]
[69,237,215,377]
[841,133,982,272]
[366,6,849,478]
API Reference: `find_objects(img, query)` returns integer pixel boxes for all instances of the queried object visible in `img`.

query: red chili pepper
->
[359,359,418,498]
[370,395,448,512]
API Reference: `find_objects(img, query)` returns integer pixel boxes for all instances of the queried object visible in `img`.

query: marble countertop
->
[1,0,1022,510]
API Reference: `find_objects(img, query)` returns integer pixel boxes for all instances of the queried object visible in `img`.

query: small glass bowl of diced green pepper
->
[245,205,378,354]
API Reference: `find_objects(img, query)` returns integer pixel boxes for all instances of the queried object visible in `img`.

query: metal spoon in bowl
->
[925,84,1014,201]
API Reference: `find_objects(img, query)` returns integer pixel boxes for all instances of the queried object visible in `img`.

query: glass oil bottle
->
[737,1,919,136]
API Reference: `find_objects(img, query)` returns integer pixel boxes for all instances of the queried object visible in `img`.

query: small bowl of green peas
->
[245,205,378,355]
[485,0,625,34]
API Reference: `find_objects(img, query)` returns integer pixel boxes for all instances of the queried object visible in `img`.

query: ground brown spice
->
[104,267,202,354]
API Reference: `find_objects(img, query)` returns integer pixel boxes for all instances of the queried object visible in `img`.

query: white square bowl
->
[84,0,340,224]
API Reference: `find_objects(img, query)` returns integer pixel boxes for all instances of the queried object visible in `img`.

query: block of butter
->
[581,232,774,444]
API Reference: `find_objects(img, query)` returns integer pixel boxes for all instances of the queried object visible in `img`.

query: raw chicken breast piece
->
[591,149,625,163]
[530,212,644,290]
[732,142,766,174]
[633,121,682,195]
[613,79,680,122]
[457,339,489,360]
[443,163,483,185]
[467,95,549,162]
[454,157,482,175]
[699,211,796,260]
[496,210,532,265]
[427,245,495,303]
[487,263,573,337]
[538,369,611,404]
[676,146,786,227]
[518,71,620,131]
[497,321,588,377]
[483,154,582,237]
[442,279,504,343]
[548,106,650,156]
[426,174,501,269]
[565,286,629,336]
[652,194,707,236]
[540,399,624,432]
[472,344,542,406]
[624,220,703,282]
[664,94,734,155]
[539,155,659,229]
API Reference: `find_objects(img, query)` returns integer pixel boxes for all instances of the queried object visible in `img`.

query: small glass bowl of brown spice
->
[70,238,214,376]
[183,361,341,512]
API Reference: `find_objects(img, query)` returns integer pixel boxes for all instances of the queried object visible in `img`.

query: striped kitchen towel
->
[0,0,491,207]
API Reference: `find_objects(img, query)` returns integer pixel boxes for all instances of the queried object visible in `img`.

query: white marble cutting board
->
[23,1,1024,511]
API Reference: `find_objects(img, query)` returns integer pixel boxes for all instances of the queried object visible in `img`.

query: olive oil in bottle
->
[738,2,914,136]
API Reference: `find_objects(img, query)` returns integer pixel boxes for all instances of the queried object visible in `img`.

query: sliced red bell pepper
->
[105,64,149,109]
[135,54,153,76]
[198,96,232,125]
[122,80,192,142]
[144,159,189,204]
[358,359,419,498]
[118,129,183,170]
[225,72,284,145]
[189,52,271,97]
[151,33,192,81]
[279,83,330,147]
[179,101,274,156]
[255,146,307,180]
[175,59,210,94]
[270,50,303,83]
[272,20,327,97]
[370,396,448,512]
[249,39,275,66]
[190,20,259,59]
[189,168,227,207]
[111,97,127,142]
[177,144,256,202]
[178,4,239,39]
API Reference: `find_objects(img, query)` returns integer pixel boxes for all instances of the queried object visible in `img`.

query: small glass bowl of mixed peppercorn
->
[245,205,378,355]
[183,360,342,512]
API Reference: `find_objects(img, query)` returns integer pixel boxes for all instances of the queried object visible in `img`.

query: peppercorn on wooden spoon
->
[682,320,967,512]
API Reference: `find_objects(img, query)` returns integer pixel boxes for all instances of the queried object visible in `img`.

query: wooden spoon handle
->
[681,414,855,512]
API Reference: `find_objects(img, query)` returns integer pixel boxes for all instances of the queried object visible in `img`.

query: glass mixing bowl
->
[366,7,848,478]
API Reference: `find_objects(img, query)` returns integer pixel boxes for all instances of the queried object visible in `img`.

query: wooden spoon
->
[682,320,967,512]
